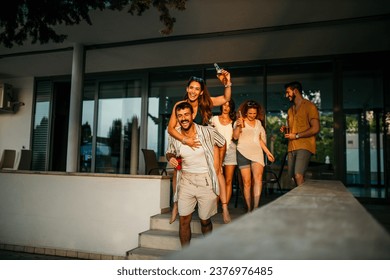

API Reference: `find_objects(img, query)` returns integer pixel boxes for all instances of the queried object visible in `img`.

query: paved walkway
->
[0,249,79,260]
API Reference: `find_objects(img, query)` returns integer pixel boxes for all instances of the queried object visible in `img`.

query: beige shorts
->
[178,172,217,220]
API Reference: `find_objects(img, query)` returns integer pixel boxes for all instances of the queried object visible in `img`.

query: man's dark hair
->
[284,81,302,93]
[175,101,193,114]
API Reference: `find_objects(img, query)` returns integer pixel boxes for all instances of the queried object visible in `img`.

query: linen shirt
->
[235,119,266,166]
[166,123,226,200]
[287,99,319,154]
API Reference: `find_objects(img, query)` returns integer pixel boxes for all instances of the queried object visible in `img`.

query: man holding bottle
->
[281,81,320,186]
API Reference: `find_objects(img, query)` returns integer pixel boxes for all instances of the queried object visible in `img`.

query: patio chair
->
[17,149,32,170]
[263,152,288,194]
[0,149,16,169]
[142,149,174,175]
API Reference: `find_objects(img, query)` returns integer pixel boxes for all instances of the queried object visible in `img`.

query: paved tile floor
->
[0,250,79,260]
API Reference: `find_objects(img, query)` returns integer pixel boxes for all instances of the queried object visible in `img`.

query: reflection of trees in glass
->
[108,119,123,157]
[104,117,140,173]
[316,113,334,163]
[303,90,321,110]
[386,112,390,135]
[81,122,92,143]
[266,115,288,165]
[346,115,358,133]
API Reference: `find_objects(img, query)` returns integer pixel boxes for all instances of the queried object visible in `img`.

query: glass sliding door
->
[345,110,384,195]
[343,69,385,198]
[31,80,52,171]
[80,81,96,172]
[80,78,143,174]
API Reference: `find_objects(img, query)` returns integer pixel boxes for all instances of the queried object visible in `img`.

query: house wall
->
[0,77,34,161]
[0,172,171,256]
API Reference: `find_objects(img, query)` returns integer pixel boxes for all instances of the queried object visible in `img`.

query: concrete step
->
[127,247,176,260]
[128,208,247,260]
[150,209,246,234]
[139,229,203,251]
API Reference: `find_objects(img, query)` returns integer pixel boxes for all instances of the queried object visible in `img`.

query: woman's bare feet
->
[169,202,178,224]
[222,203,231,224]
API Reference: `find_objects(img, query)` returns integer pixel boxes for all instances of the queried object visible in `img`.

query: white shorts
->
[223,142,237,166]
[178,172,217,220]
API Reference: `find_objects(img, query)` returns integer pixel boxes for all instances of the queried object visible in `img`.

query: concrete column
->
[66,43,85,172]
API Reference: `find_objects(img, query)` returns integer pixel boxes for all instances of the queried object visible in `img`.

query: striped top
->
[166,123,226,199]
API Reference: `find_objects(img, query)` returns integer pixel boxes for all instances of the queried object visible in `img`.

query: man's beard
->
[180,120,193,131]
[289,94,296,104]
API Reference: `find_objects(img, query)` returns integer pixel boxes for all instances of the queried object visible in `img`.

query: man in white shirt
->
[166,102,226,246]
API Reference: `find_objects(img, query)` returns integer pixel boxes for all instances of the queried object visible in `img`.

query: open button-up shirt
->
[166,123,226,201]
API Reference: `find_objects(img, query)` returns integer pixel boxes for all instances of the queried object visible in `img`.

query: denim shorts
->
[236,150,253,169]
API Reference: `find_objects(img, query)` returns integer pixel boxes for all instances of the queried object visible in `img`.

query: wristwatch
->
[295,133,300,139]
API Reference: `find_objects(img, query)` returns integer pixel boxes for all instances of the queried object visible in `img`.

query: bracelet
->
[224,82,232,88]
[182,137,187,144]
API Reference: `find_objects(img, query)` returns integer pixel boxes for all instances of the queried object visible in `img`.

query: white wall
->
[0,172,170,256]
[0,77,34,164]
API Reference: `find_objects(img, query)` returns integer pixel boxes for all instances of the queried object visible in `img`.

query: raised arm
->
[210,69,232,107]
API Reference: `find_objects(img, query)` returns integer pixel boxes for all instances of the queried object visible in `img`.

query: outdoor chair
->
[0,149,16,169]
[263,152,288,194]
[17,149,32,170]
[141,148,174,175]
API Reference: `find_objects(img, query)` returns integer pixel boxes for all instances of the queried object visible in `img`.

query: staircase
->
[126,209,245,260]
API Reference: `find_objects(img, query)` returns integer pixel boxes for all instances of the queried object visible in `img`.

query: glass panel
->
[343,69,384,197]
[205,65,264,115]
[368,111,384,186]
[95,80,142,174]
[31,81,52,171]
[80,81,96,172]
[345,112,361,184]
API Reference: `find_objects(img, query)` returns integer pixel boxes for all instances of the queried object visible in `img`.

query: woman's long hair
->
[219,99,237,123]
[183,76,212,125]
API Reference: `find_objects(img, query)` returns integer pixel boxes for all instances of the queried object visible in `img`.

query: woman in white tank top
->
[211,99,237,215]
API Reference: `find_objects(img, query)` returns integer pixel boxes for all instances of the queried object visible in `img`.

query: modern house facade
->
[1,0,389,257]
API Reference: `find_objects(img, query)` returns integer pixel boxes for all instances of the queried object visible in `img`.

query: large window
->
[343,69,384,197]
[81,79,142,174]
[31,81,52,171]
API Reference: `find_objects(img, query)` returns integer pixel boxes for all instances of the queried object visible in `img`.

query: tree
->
[0,0,187,48]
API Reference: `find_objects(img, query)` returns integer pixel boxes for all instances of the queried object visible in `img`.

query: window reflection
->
[80,80,142,174]
[31,81,51,171]
[344,70,384,189]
